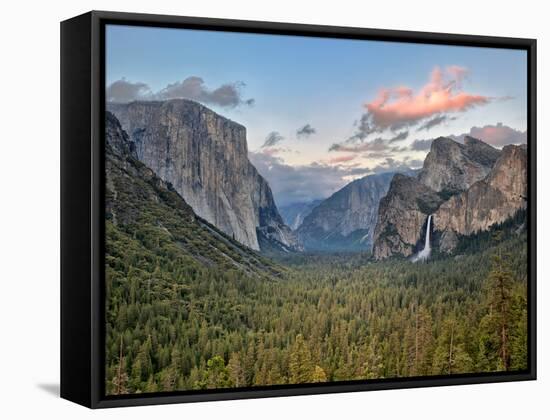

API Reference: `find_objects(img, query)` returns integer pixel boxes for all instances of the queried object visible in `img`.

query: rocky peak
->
[418,136,500,195]
[372,174,443,259]
[108,99,300,252]
[434,144,527,250]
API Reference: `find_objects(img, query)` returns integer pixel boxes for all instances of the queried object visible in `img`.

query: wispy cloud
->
[329,137,389,153]
[416,115,455,132]
[296,124,316,138]
[106,76,254,108]
[262,131,285,148]
[327,154,357,164]
[389,131,409,143]
[409,139,434,151]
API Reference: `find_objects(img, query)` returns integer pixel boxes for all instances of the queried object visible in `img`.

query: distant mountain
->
[279,200,322,230]
[372,136,525,259]
[108,99,301,253]
[296,172,398,251]
[105,111,283,277]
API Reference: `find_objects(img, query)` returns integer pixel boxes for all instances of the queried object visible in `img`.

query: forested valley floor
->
[105,220,528,395]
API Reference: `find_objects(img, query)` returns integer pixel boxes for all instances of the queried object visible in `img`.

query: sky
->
[106,24,528,207]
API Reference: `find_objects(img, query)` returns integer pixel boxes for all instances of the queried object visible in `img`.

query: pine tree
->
[311,365,327,382]
[484,253,514,370]
[205,356,232,389]
[289,334,313,384]
[227,352,246,388]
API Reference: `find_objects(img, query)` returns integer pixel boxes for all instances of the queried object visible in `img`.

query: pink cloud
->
[260,147,286,156]
[469,123,526,147]
[327,154,357,164]
[365,66,490,131]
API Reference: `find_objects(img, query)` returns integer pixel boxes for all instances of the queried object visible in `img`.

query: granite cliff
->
[434,144,527,251]
[372,136,524,259]
[108,99,300,252]
[418,136,501,196]
[372,174,443,259]
[105,111,282,276]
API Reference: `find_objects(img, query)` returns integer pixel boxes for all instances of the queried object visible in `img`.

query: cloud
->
[327,154,357,164]
[468,123,526,147]
[329,137,389,153]
[296,124,316,138]
[346,66,491,138]
[417,115,455,131]
[260,147,287,156]
[262,131,285,148]
[106,76,254,108]
[405,122,524,154]
[106,79,152,103]
[410,139,434,151]
[249,153,371,206]
[389,131,409,143]
[370,156,423,173]
[249,151,421,206]
[364,152,393,159]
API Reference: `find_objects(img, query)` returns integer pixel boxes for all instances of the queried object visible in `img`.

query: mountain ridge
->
[296,171,399,251]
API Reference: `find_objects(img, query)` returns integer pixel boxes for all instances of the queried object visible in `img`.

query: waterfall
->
[412,215,432,262]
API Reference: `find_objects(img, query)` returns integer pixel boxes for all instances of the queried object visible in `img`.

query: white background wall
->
[0,0,547,418]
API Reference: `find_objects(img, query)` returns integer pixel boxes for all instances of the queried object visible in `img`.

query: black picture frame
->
[60,10,537,409]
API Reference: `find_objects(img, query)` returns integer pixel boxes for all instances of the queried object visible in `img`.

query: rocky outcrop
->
[418,136,501,195]
[372,136,508,259]
[296,172,396,251]
[372,174,443,259]
[108,99,300,252]
[434,144,527,248]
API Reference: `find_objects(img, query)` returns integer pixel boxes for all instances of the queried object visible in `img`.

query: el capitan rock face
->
[372,174,443,259]
[108,99,300,252]
[104,111,281,276]
[434,144,527,251]
[296,172,395,251]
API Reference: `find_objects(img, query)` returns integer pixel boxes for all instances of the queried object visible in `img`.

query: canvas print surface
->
[104,24,529,396]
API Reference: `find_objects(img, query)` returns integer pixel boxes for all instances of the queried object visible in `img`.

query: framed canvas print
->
[60,11,536,408]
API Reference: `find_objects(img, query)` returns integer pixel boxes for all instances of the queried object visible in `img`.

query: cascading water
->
[412,215,432,262]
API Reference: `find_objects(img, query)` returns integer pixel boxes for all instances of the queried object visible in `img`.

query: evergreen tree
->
[289,334,313,383]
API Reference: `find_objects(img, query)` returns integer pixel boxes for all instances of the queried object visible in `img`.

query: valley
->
[105,100,529,395]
